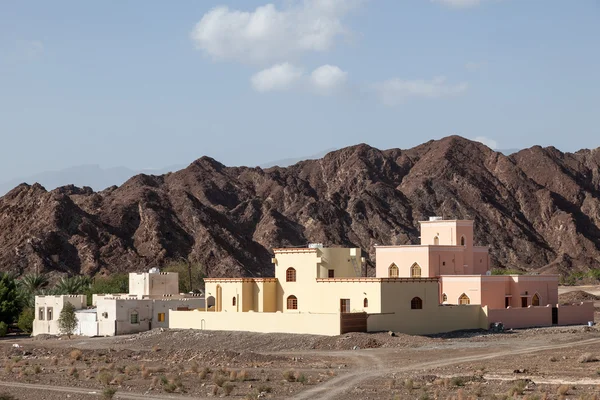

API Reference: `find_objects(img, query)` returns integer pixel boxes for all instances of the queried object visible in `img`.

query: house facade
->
[32,271,204,337]
[170,218,593,336]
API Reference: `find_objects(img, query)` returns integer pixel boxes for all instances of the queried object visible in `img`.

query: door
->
[552,307,558,325]
[505,297,510,308]
[521,297,528,307]
[340,299,350,313]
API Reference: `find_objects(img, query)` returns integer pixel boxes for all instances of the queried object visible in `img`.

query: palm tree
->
[53,276,91,295]
[18,273,50,308]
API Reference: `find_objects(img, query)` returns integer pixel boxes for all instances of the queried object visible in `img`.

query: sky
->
[0,0,599,182]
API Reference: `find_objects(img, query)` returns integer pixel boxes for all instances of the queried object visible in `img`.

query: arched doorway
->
[532,293,540,306]
[206,296,215,310]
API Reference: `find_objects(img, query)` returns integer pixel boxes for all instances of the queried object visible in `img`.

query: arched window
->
[363,298,368,308]
[434,236,440,245]
[232,297,236,306]
[388,263,399,278]
[286,268,296,282]
[460,236,466,246]
[287,295,298,310]
[411,297,423,309]
[410,263,422,278]
[458,293,470,305]
[532,293,540,306]
[442,293,448,302]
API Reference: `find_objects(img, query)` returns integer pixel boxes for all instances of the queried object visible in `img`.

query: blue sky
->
[0,0,599,182]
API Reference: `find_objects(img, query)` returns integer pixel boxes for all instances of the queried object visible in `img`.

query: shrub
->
[124,365,139,376]
[238,369,248,381]
[578,353,597,363]
[0,393,17,400]
[404,378,414,390]
[419,393,431,400]
[283,370,296,382]
[98,371,113,386]
[102,387,117,400]
[214,374,227,387]
[0,322,8,337]
[68,367,78,378]
[160,375,169,386]
[51,357,58,366]
[151,345,160,352]
[557,385,570,395]
[33,365,41,374]
[17,308,34,334]
[163,383,177,393]
[112,374,126,385]
[549,356,558,362]
[297,373,307,384]
[257,385,272,393]
[223,382,234,396]
[212,386,219,396]
[189,361,199,373]
[508,380,527,396]
[58,302,78,338]
[70,349,83,361]
[450,377,465,387]
[229,370,238,381]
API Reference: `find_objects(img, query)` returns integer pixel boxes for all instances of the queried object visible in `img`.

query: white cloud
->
[191,1,361,65]
[251,63,304,92]
[465,61,486,71]
[474,136,498,149]
[372,76,468,106]
[310,64,348,94]
[432,0,482,8]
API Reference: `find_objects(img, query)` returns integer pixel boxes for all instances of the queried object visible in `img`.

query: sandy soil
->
[1,287,599,400]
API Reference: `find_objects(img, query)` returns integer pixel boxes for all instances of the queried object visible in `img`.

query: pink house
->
[375,217,593,329]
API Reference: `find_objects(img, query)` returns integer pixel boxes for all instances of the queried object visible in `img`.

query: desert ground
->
[1,287,600,400]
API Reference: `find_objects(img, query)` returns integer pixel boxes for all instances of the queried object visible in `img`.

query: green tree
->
[17,273,49,309]
[0,273,20,324]
[84,274,128,306]
[163,261,205,293]
[58,302,78,338]
[0,321,7,337]
[53,276,91,295]
[17,308,34,334]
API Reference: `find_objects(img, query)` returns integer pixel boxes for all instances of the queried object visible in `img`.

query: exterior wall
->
[485,305,553,329]
[129,272,179,297]
[317,247,362,278]
[275,249,319,312]
[473,247,490,274]
[368,305,486,335]
[510,276,558,308]
[32,295,87,336]
[557,303,594,326]
[440,276,483,306]
[169,309,342,336]
[151,298,205,329]
[96,298,152,336]
[427,247,466,276]
[313,280,383,313]
[375,246,431,277]
[75,311,99,336]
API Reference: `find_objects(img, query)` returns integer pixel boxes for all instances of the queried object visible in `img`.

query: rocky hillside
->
[1,136,599,278]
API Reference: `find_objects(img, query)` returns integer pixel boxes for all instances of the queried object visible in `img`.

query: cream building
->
[170,218,593,335]
[32,270,204,337]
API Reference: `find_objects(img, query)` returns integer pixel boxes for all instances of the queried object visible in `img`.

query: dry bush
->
[102,387,117,400]
[557,385,570,395]
[141,368,151,379]
[450,377,465,387]
[419,392,431,400]
[238,369,248,381]
[213,374,227,387]
[68,367,78,378]
[212,386,219,396]
[70,349,83,361]
[98,371,113,386]
[229,370,238,381]
[578,353,597,363]
[297,373,307,384]
[283,370,296,382]
[508,380,527,396]
[151,345,160,352]
[163,383,177,393]
[51,358,58,366]
[151,376,159,387]
[405,378,414,390]
[3,365,12,374]
[549,356,558,362]
[198,369,208,379]
[112,374,126,385]
[189,361,199,373]
[33,365,41,374]
[124,365,139,376]
[223,382,234,396]
[386,379,395,390]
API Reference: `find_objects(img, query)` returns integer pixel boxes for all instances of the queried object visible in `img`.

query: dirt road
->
[291,337,600,400]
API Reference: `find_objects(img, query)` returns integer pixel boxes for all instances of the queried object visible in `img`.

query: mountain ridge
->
[1,136,598,279]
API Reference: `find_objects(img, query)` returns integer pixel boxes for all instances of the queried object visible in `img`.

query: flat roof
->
[316,277,439,283]
[204,277,278,282]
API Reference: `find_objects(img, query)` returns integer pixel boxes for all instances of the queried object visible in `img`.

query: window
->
[328,269,335,278]
[287,295,298,310]
[340,299,350,313]
[442,293,448,302]
[388,263,399,278]
[158,313,165,322]
[460,236,466,246]
[286,268,296,282]
[505,297,510,308]
[458,293,470,305]
[521,297,528,308]
[532,293,540,307]
[410,263,421,278]
[232,297,236,306]
[47,307,53,321]
[411,297,423,309]
[363,298,368,308]
[130,311,139,324]
[38,308,45,321]
[434,236,439,245]
[442,261,446,266]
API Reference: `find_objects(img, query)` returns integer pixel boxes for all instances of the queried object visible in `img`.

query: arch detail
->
[287,295,298,310]
[410,263,422,278]
[411,297,423,309]
[458,293,470,305]
[286,267,296,282]
[388,263,399,278]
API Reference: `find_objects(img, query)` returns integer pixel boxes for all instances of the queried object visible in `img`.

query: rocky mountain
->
[1,136,599,279]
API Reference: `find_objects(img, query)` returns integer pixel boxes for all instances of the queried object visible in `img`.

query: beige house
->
[32,271,204,337]
[170,218,593,336]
